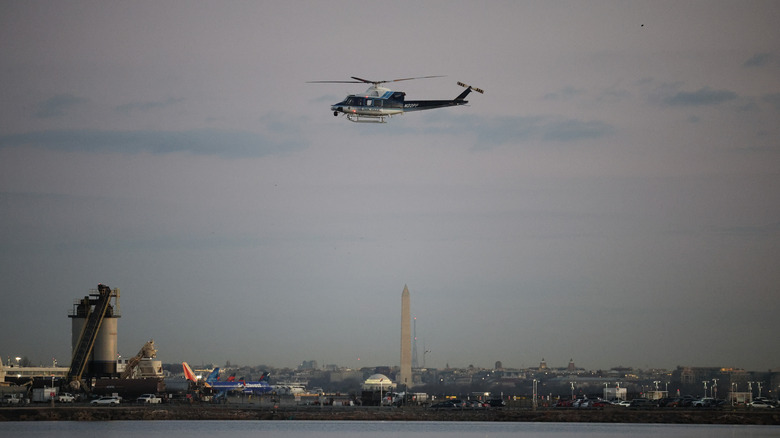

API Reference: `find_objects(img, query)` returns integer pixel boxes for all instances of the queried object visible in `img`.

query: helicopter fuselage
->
[330,84,472,123]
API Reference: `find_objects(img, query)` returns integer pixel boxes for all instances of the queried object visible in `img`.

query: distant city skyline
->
[1,1,778,372]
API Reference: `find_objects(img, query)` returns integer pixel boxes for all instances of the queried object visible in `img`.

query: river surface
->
[2,420,779,437]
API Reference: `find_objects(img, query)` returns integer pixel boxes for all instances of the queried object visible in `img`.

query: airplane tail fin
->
[260,371,270,382]
[182,362,197,383]
[205,367,220,384]
[455,81,484,100]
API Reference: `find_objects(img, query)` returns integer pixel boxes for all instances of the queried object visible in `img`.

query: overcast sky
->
[2,1,779,372]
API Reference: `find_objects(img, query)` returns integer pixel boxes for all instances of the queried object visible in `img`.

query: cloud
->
[762,93,780,111]
[419,114,614,149]
[717,222,780,238]
[743,53,772,68]
[541,118,614,142]
[33,94,87,118]
[115,97,185,114]
[0,128,305,158]
[542,86,584,101]
[663,87,738,107]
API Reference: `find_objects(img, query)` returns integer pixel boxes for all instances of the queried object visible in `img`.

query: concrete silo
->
[69,285,121,378]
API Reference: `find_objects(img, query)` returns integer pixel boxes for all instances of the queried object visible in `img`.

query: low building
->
[362,373,395,391]
[1,363,68,382]
[361,373,395,406]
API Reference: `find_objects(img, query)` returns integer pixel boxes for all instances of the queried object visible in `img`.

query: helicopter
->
[308,76,484,123]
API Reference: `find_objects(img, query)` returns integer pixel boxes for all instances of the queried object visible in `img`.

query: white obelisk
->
[400,285,412,389]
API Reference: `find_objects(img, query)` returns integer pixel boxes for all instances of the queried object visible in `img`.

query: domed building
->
[362,373,395,391]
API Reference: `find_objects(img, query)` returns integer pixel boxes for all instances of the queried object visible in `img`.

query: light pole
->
[570,382,575,400]
[712,378,718,399]
[533,379,538,410]
[757,382,763,397]
[379,378,384,406]
[702,381,708,398]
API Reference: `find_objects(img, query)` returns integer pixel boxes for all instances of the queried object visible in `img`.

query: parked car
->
[57,393,75,403]
[91,396,121,406]
[629,398,653,408]
[657,397,676,407]
[749,401,775,408]
[575,399,593,408]
[712,399,729,408]
[678,395,697,407]
[137,394,162,404]
[692,397,715,407]
[429,401,457,409]
[616,400,632,407]
[487,398,505,408]
[753,397,778,407]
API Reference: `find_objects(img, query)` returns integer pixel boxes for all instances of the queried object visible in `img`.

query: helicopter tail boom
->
[402,81,484,112]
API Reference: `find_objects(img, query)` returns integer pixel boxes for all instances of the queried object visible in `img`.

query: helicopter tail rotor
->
[457,81,484,94]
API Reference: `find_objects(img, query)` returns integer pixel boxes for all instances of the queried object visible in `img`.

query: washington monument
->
[400,285,412,389]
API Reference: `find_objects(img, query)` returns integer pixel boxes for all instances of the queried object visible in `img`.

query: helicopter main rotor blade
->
[350,75,446,85]
[310,75,447,85]
[387,75,446,83]
[307,80,364,84]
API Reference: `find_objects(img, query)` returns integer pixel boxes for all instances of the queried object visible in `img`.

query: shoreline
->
[1,405,778,424]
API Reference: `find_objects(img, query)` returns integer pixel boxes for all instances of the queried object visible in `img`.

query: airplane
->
[182,362,273,395]
[308,76,484,123]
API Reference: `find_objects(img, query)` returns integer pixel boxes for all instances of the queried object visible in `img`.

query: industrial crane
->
[120,340,158,379]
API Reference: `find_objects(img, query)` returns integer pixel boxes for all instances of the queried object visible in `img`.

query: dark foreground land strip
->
[1,406,778,425]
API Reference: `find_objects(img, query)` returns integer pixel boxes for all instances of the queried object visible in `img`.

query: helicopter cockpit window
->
[344,97,356,105]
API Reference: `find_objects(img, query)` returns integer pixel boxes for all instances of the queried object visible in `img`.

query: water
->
[0,420,778,437]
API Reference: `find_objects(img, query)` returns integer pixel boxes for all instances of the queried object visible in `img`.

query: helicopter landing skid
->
[346,114,387,123]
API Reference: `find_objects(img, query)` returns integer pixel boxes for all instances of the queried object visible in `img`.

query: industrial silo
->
[69,286,121,378]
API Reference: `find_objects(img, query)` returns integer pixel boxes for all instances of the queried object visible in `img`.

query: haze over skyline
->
[1,1,779,372]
